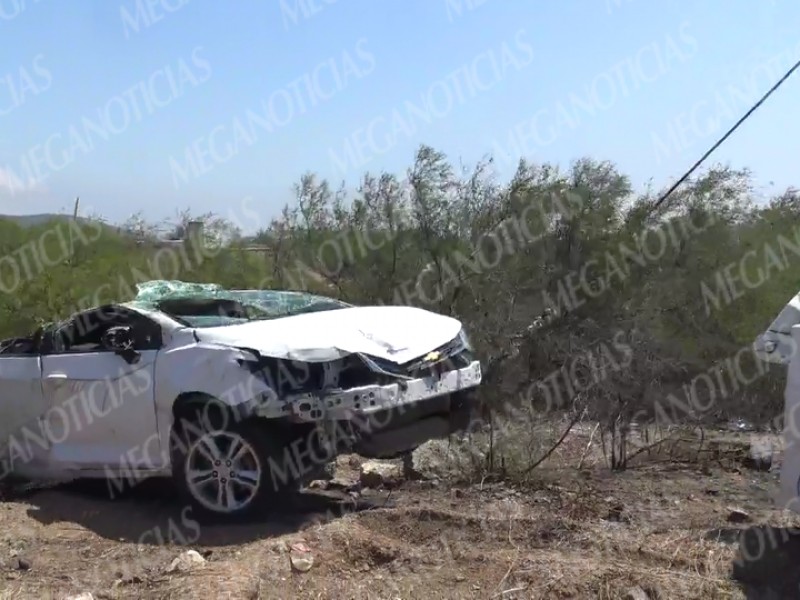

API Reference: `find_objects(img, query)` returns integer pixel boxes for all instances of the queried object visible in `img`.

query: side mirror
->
[102,326,140,364]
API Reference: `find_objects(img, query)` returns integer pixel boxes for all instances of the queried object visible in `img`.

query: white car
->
[0,282,482,520]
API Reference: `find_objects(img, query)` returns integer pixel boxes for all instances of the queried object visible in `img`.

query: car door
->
[39,306,164,471]
[0,340,48,476]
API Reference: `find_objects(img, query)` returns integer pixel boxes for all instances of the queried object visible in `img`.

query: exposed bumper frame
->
[271,360,482,422]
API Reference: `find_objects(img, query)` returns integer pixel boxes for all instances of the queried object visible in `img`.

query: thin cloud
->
[0,167,47,194]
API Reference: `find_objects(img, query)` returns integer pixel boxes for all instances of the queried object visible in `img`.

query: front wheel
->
[170,414,297,522]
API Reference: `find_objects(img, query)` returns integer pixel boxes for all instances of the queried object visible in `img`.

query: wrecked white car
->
[0,281,482,519]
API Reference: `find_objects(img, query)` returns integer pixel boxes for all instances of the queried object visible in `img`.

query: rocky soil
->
[0,429,797,599]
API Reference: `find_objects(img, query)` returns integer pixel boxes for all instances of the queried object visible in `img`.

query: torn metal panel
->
[270,360,483,422]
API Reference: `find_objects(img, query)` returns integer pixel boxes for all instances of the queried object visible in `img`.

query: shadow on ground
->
[18,478,395,547]
[705,527,743,545]
[730,526,800,599]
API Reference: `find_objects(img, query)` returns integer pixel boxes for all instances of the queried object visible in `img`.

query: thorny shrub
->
[0,145,793,476]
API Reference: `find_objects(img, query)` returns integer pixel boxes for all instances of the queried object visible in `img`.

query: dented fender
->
[151,342,287,453]
[154,342,287,415]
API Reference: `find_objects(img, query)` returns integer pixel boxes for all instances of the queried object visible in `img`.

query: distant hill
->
[0,213,122,235]
[1,213,91,227]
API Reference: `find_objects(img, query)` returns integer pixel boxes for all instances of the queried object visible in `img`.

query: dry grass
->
[0,428,795,599]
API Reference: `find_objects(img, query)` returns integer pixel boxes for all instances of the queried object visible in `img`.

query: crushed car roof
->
[124,280,345,319]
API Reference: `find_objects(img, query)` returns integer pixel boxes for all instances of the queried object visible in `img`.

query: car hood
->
[194,305,464,363]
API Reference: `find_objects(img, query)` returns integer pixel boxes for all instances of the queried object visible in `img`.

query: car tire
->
[170,404,299,523]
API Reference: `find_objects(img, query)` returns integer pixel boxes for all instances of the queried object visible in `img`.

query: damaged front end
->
[239,330,482,459]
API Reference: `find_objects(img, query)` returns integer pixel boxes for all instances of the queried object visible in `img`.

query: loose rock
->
[290,541,314,572]
[359,460,402,489]
[166,549,206,573]
[727,508,751,524]
[743,440,773,472]
[625,587,649,600]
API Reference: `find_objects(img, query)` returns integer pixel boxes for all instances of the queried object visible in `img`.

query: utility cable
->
[653,53,800,210]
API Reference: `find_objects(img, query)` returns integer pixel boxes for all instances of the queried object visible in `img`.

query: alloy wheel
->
[184,431,262,513]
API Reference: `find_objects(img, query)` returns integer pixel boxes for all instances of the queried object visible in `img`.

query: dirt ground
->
[0,431,798,599]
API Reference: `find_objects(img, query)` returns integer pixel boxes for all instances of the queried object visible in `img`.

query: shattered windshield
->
[128,280,349,328]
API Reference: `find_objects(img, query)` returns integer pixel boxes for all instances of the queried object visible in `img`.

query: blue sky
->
[0,0,798,232]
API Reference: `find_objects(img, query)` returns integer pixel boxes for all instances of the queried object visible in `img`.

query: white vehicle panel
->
[40,350,160,470]
[758,291,800,513]
[0,355,47,476]
[195,305,463,363]
[776,325,800,513]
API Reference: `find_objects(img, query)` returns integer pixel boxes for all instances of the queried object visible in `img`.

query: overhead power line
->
[653,53,800,211]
